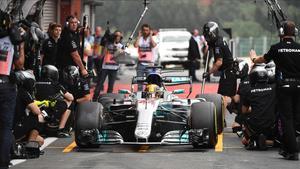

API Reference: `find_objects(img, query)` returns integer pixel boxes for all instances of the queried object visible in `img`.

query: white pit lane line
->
[11,137,58,166]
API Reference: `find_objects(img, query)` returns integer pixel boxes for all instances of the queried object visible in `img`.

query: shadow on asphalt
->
[76,145,210,153]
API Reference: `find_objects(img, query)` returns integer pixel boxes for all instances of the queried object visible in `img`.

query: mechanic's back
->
[264,39,300,79]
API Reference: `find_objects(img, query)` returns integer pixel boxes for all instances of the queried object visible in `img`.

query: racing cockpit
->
[143,73,164,98]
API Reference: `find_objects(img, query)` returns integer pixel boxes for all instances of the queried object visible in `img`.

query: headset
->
[279,21,298,37]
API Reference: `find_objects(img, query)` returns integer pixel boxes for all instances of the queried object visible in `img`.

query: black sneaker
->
[284,153,299,161]
[279,148,288,158]
[227,102,238,114]
[232,126,242,133]
[279,149,299,161]
[57,128,71,138]
[257,134,267,151]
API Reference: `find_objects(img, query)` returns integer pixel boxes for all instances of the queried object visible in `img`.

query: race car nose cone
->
[135,123,151,140]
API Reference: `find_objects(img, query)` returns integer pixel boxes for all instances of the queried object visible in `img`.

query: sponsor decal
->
[278,48,300,53]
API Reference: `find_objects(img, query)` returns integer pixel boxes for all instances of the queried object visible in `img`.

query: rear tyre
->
[196,94,224,134]
[190,102,218,148]
[75,102,103,148]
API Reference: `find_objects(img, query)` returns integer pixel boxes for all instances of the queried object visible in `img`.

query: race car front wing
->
[78,129,209,146]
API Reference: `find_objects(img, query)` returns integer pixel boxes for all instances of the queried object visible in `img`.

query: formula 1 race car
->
[75,67,224,149]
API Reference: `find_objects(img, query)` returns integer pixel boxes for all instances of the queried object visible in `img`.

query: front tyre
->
[190,102,218,148]
[75,102,103,148]
[196,94,224,134]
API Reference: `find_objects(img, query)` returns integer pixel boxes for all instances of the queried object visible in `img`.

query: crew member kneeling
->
[241,66,276,150]
[13,71,47,150]
[35,65,74,137]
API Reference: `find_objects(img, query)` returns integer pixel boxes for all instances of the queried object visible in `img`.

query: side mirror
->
[172,89,184,94]
[118,89,131,94]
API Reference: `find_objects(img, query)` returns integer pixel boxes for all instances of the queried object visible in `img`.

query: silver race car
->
[75,67,224,149]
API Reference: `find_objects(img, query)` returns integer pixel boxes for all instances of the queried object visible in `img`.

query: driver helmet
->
[145,84,159,93]
[62,66,80,86]
[146,73,162,87]
[249,64,269,85]
[145,84,161,98]
[15,70,36,93]
[41,65,59,82]
[203,21,219,45]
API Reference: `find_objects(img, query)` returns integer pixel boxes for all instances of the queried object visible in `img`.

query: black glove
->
[202,72,210,79]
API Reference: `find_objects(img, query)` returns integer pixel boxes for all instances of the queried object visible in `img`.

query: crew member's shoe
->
[279,149,299,161]
[279,147,289,158]
[232,122,243,137]
[232,122,242,132]
[257,134,267,151]
[284,153,299,161]
[57,128,71,138]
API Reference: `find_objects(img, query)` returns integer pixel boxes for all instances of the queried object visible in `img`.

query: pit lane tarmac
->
[11,114,300,169]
